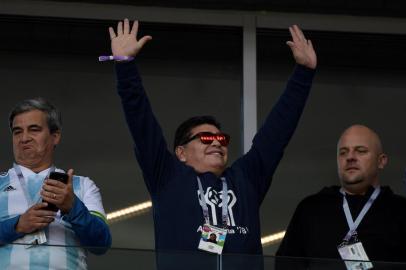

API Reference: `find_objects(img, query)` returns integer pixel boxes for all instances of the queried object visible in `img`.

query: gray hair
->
[9,97,62,133]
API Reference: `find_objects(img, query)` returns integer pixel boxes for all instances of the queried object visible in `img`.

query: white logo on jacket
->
[198,187,237,226]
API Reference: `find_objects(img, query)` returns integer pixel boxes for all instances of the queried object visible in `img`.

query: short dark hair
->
[9,97,62,133]
[173,115,221,150]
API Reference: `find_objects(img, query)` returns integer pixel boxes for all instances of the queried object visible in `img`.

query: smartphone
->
[42,171,69,212]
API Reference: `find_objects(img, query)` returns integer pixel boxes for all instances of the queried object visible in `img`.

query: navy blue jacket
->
[115,61,315,255]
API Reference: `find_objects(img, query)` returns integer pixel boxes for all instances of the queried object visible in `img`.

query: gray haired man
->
[0,97,111,270]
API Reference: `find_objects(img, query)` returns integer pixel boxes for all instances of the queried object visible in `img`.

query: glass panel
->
[2,243,406,269]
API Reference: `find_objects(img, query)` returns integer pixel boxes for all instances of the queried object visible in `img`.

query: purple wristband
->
[98,55,134,62]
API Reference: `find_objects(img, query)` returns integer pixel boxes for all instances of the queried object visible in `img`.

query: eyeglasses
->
[182,132,231,146]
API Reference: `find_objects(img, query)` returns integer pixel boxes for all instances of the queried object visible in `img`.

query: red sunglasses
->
[182,132,231,146]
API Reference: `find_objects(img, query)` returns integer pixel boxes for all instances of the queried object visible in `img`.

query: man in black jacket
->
[277,125,406,269]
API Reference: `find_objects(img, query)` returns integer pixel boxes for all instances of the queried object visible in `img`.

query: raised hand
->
[286,25,317,69]
[109,19,152,57]
[15,203,56,234]
[41,169,74,214]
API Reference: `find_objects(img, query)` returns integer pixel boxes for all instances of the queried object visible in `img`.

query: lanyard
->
[340,186,380,242]
[13,163,55,206]
[197,176,228,227]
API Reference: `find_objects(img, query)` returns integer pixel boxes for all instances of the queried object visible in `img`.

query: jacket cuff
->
[0,216,25,243]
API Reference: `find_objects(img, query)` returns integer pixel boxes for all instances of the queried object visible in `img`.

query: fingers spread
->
[117,21,123,36]
[289,25,308,46]
[289,26,299,44]
[109,27,116,39]
[293,25,306,41]
[124,18,130,34]
[130,20,139,36]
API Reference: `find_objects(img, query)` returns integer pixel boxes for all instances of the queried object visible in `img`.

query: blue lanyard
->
[13,163,55,206]
[197,176,228,227]
[340,186,380,242]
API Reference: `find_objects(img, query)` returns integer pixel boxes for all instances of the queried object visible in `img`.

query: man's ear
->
[378,153,388,169]
[175,146,187,162]
[52,130,61,147]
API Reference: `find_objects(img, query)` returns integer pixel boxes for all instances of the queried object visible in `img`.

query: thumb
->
[137,35,152,50]
[307,39,314,50]
[67,169,74,186]
[286,41,295,50]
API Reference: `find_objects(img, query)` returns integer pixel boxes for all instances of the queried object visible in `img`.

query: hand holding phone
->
[42,171,69,212]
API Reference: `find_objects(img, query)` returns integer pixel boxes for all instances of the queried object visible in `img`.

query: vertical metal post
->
[242,15,257,154]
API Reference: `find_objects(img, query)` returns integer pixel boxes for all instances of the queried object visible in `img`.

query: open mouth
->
[207,151,224,157]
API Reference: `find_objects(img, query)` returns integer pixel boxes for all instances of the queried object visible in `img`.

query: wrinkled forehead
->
[190,124,221,135]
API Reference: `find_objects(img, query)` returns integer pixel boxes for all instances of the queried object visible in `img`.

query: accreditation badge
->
[198,224,227,254]
[338,242,373,270]
[14,229,47,249]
